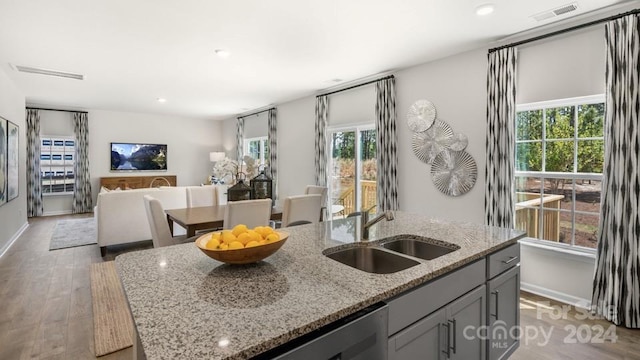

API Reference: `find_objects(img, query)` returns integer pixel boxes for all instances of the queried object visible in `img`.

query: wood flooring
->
[0,214,637,359]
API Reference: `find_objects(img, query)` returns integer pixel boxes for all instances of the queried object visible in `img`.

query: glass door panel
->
[330,131,356,218]
[360,129,377,214]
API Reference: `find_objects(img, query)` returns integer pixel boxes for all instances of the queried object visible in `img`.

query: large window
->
[243,136,269,166]
[41,136,75,194]
[515,95,604,250]
[328,125,377,218]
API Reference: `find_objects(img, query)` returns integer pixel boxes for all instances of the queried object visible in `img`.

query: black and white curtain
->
[25,109,43,217]
[72,112,92,213]
[592,13,640,328]
[375,77,399,211]
[314,96,328,187]
[267,108,278,199]
[485,47,517,228]
[236,117,244,164]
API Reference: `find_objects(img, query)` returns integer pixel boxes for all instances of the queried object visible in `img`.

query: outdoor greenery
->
[331,130,376,160]
[516,103,604,190]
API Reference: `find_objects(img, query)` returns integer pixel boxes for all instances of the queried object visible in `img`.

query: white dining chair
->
[305,185,328,221]
[223,199,273,230]
[143,195,188,248]
[186,185,218,208]
[281,194,323,227]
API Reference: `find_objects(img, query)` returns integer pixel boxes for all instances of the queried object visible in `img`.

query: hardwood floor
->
[1,214,638,359]
[0,214,152,359]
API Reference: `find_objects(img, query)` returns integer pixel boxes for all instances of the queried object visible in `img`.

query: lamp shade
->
[209,152,225,162]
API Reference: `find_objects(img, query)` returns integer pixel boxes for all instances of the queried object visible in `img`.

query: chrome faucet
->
[361,210,395,240]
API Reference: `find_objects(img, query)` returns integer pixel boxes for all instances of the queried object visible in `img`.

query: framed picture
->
[0,116,6,206]
[7,121,18,201]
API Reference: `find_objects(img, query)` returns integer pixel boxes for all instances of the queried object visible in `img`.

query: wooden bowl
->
[195,231,289,264]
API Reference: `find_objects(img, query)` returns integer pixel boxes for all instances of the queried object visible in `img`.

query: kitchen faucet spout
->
[361,211,394,240]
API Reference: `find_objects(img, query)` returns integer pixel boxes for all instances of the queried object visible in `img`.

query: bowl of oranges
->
[195,224,289,264]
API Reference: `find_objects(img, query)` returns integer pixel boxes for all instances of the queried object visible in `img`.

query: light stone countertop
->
[115,211,525,360]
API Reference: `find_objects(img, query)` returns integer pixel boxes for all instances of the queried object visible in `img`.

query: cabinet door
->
[388,308,447,360]
[447,285,486,360]
[488,266,520,360]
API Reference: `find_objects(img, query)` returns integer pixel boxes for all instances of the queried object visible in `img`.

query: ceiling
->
[0,0,632,120]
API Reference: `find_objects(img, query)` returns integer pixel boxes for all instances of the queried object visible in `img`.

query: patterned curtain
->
[592,13,640,328]
[375,77,399,211]
[72,112,92,213]
[485,47,517,228]
[25,109,43,217]
[267,108,278,199]
[314,96,328,187]
[236,117,244,164]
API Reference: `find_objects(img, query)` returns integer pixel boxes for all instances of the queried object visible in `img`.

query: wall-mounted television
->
[110,142,167,171]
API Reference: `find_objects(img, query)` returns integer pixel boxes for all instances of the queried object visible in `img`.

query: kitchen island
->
[115,211,525,359]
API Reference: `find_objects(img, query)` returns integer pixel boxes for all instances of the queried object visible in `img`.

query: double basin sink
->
[323,235,460,274]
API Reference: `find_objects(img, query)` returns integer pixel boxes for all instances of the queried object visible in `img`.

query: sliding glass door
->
[328,126,376,218]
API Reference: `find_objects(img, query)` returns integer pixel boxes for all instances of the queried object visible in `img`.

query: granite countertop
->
[115,211,525,360]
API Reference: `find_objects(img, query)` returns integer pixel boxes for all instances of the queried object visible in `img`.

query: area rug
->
[49,218,97,250]
[91,261,134,356]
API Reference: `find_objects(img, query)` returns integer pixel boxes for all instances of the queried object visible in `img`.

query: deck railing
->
[515,192,564,241]
[334,180,377,216]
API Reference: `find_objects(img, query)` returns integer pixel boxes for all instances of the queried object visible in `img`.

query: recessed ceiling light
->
[476,3,495,16]
[157,98,167,103]
[214,49,230,58]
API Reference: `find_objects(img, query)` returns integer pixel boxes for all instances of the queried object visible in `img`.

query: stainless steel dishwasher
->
[254,302,388,360]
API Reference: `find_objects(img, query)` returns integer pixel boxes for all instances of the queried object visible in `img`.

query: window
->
[515,95,604,250]
[328,125,377,218]
[41,136,75,194]
[243,136,269,166]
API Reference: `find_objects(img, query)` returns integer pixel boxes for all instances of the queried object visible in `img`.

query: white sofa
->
[95,185,228,256]
[96,186,189,256]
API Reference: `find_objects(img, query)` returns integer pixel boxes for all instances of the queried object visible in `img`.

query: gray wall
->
[0,67,27,256]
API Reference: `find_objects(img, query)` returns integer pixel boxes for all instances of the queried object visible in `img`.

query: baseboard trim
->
[521,281,591,309]
[0,222,29,259]
[42,210,74,216]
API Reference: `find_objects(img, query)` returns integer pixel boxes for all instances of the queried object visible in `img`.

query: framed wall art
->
[0,116,6,206]
[7,121,18,201]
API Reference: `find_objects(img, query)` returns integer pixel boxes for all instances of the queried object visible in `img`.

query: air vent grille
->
[14,65,84,80]
[531,2,578,22]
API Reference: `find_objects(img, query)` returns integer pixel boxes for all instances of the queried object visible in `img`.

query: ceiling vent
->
[13,65,84,80]
[531,2,578,22]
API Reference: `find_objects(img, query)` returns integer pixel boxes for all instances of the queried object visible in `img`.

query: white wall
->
[0,68,27,256]
[243,112,268,139]
[89,110,223,205]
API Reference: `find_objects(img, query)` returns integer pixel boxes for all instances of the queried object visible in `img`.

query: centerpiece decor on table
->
[250,166,273,201]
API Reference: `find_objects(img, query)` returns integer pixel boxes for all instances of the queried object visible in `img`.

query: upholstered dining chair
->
[305,185,328,221]
[223,199,273,230]
[281,194,323,228]
[143,195,188,248]
[186,186,218,208]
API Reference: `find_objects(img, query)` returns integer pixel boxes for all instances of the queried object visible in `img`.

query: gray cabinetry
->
[447,285,486,360]
[388,307,446,360]
[487,244,520,360]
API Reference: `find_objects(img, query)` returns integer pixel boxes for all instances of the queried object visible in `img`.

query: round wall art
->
[407,100,436,133]
[430,150,477,197]
[411,119,454,164]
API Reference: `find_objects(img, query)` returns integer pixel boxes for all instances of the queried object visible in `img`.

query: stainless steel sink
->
[380,237,459,260]
[324,247,420,274]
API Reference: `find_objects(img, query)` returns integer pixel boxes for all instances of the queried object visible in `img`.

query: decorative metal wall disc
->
[448,133,468,151]
[430,150,477,197]
[411,119,454,164]
[407,100,436,132]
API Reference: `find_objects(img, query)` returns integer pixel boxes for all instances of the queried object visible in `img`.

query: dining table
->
[165,202,283,237]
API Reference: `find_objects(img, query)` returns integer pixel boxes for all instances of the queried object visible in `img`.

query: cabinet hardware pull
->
[502,256,518,264]
[449,319,457,354]
[491,290,500,319]
[442,322,451,358]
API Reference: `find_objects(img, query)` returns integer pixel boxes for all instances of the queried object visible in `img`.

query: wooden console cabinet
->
[100,175,177,190]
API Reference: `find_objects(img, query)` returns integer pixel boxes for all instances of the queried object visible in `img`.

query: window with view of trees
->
[243,136,269,166]
[515,95,604,249]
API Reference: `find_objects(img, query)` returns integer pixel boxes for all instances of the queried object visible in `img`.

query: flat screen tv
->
[110,142,167,171]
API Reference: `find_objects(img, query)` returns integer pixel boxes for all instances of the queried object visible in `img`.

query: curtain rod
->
[316,75,395,98]
[489,8,640,54]
[237,107,275,119]
[26,106,88,114]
